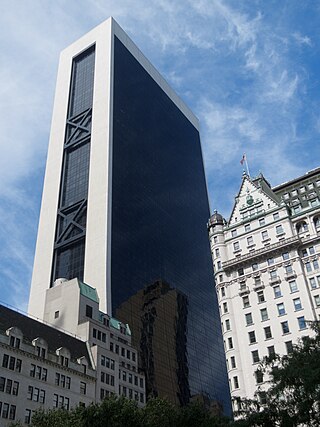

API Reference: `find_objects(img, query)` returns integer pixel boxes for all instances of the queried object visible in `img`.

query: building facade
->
[0,278,145,426]
[208,168,320,408]
[29,18,230,412]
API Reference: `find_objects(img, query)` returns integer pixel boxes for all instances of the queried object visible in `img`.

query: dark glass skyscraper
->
[29,18,231,414]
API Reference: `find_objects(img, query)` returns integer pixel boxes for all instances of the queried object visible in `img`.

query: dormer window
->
[56,347,71,367]
[32,338,48,359]
[6,327,23,349]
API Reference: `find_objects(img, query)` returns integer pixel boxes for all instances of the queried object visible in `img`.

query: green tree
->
[9,394,231,427]
[234,322,320,427]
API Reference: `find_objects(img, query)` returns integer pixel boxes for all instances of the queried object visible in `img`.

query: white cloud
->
[292,32,312,47]
[0,0,319,308]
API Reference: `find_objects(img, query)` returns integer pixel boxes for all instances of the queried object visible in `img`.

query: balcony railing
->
[284,270,297,280]
[269,275,281,286]
[253,281,265,291]
[222,236,301,270]
[239,286,250,296]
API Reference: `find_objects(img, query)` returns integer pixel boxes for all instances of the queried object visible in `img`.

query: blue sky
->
[1,0,320,311]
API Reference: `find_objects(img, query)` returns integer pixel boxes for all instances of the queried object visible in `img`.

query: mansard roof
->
[0,305,92,367]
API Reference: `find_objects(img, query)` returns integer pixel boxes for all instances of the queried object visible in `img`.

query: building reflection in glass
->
[116,280,189,405]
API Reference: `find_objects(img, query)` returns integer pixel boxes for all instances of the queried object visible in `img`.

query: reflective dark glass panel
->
[69,46,95,117]
[61,143,90,207]
[112,37,231,415]
[54,240,85,281]
[51,46,95,283]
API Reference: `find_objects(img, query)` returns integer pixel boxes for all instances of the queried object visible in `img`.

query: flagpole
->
[244,154,250,177]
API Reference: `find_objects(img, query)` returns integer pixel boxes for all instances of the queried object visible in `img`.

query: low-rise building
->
[0,278,145,425]
[208,168,320,410]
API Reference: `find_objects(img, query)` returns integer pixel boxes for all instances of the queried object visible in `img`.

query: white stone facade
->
[208,169,320,408]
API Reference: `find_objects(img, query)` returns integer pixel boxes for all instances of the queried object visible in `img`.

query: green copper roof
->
[78,281,99,303]
[109,317,131,336]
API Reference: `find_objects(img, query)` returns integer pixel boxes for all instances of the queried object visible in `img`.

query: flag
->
[240,154,246,165]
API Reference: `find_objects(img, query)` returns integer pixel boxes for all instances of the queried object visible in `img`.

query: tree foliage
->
[11,395,232,427]
[234,321,320,427]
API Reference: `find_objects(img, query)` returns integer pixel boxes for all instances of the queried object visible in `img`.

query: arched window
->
[296,221,308,234]
[314,216,320,231]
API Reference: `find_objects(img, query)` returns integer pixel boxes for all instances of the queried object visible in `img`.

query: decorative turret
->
[208,210,224,227]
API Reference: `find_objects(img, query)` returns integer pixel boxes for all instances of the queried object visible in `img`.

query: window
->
[285,341,293,354]
[233,241,240,251]
[2,355,21,372]
[313,260,319,270]
[225,319,231,330]
[248,331,256,344]
[247,236,254,246]
[270,271,278,281]
[233,376,239,389]
[281,321,290,334]
[9,336,20,349]
[276,224,284,235]
[314,295,320,307]
[238,267,244,276]
[80,382,86,395]
[285,265,293,274]
[231,229,237,238]
[228,337,233,349]
[264,326,272,339]
[252,263,259,271]
[273,285,282,298]
[230,356,236,368]
[298,316,307,330]
[267,345,275,357]
[86,305,93,318]
[261,230,269,240]
[282,252,289,260]
[267,258,274,266]
[223,302,228,313]
[245,313,253,326]
[25,409,32,425]
[217,261,221,270]
[213,236,218,243]
[215,248,220,257]
[273,212,280,220]
[277,303,286,316]
[291,189,298,196]
[219,274,223,282]
[255,370,264,384]
[252,350,259,363]
[305,262,312,273]
[259,218,265,226]
[260,308,268,321]
[297,222,308,233]
[257,290,265,303]
[293,298,302,311]
[53,394,69,410]
[289,280,298,293]
[244,224,251,232]
[242,296,250,308]
[301,248,308,257]
[27,386,45,403]
[309,246,315,255]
